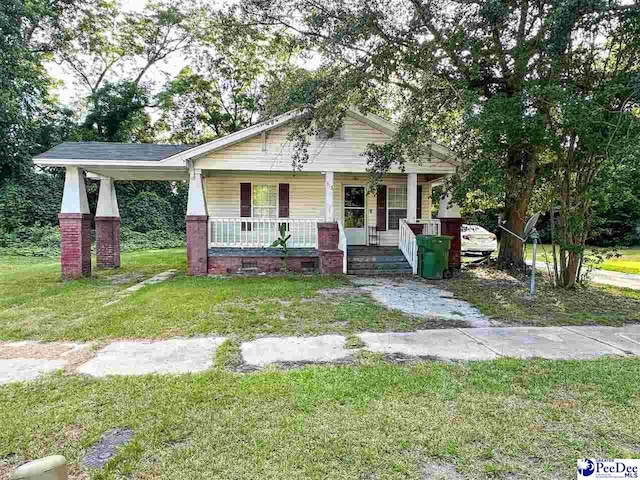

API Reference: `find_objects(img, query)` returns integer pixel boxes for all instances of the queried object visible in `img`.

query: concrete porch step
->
[348,255,409,263]
[347,268,413,275]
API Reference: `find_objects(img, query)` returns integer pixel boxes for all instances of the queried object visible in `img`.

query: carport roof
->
[35,142,194,162]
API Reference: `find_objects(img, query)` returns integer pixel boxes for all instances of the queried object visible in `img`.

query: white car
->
[461,224,498,256]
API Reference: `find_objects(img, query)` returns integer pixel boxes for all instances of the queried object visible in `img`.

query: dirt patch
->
[104,272,146,285]
[0,341,75,360]
[62,345,99,375]
[317,287,364,297]
[423,461,464,479]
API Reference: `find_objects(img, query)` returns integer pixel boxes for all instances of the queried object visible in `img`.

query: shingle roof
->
[35,142,194,161]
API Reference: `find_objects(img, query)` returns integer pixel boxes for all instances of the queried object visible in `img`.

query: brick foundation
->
[186,215,209,276]
[319,250,343,273]
[208,256,318,274]
[439,217,463,270]
[58,213,92,279]
[95,216,120,269]
[317,222,343,273]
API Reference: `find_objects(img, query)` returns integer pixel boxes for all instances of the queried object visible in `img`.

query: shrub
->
[0,226,185,257]
[123,191,174,233]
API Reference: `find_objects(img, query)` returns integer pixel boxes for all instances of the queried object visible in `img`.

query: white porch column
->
[186,168,208,216]
[407,173,417,222]
[95,177,120,269]
[96,177,119,217]
[60,166,90,214]
[186,168,209,276]
[59,166,91,278]
[324,171,335,222]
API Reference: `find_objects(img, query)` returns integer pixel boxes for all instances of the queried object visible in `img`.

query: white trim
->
[96,177,119,217]
[251,182,279,219]
[343,184,368,246]
[34,158,188,168]
[324,171,335,222]
[186,169,208,216]
[60,166,90,214]
[407,173,417,223]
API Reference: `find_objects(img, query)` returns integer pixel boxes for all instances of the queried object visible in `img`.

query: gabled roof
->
[36,142,194,161]
[33,107,457,170]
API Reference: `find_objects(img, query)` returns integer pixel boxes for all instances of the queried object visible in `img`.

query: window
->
[252,184,277,218]
[387,185,407,230]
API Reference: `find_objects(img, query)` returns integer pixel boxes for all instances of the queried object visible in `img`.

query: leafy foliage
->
[122,191,175,233]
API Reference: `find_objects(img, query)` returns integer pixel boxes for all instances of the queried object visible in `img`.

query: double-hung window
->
[387,185,407,230]
[252,184,277,218]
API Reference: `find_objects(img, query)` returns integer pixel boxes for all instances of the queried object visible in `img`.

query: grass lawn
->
[1,357,639,479]
[428,268,640,326]
[524,244,640,275]
[0,249,425,342]
[2,248,640,341]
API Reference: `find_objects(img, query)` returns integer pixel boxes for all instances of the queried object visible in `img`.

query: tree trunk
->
[497,200,527,269]
[562,250,580,288]
[497,149,537,271]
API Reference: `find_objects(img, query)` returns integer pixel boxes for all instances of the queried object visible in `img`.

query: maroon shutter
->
[278,184,289,218]
[417,185,423,219]
[376,185,387,231]
[240,183,251,231]
[240,183,251,217]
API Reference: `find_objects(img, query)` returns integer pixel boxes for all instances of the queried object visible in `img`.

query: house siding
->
[204,172,433,247]
[194,114,455,174]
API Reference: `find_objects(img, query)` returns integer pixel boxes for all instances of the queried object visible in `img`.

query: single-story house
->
[33,107,462,278]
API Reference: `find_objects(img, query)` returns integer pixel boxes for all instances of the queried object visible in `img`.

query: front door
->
[344,185,367,245]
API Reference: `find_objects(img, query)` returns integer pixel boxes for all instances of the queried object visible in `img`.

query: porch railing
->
[337,220,348,274]
[415,218,441,236]
[208,218,321,248]
[399,219,419,274]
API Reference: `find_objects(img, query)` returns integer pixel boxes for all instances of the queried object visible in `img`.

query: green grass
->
[525,244,640,275]
[433,269,640,326]
[1,358,639,479]
[0,249,424,341]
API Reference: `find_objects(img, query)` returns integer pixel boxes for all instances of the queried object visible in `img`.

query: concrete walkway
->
[2,325,640,384]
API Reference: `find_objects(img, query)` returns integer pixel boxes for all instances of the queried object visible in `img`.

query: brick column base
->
[439,217,463,271]
[317,222,343,273]
[95,216,120,269]
[186,215,209,276]
[58,213,92,279]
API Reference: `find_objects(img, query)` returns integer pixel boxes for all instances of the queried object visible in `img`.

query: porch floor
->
[208,247,319,257]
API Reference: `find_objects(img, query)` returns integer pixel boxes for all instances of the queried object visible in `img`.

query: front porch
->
[45,166,463,277]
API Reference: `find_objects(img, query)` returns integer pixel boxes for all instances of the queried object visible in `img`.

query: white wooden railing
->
[415,218,441,236]
[337,220,348,274]
[209,218,321,248]
[399,219,419,274]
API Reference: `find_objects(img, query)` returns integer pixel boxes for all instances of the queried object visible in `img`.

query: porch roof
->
[36,142,194,161]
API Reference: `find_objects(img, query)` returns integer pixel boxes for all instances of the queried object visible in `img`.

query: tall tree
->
[541,8,640,287]
[57,0,195,100]
[0,0,84,181]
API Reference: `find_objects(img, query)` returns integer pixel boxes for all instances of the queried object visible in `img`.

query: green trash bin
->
[416,235,453,279]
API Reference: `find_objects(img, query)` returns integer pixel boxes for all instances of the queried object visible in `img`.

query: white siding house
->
[34,107,461,278]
